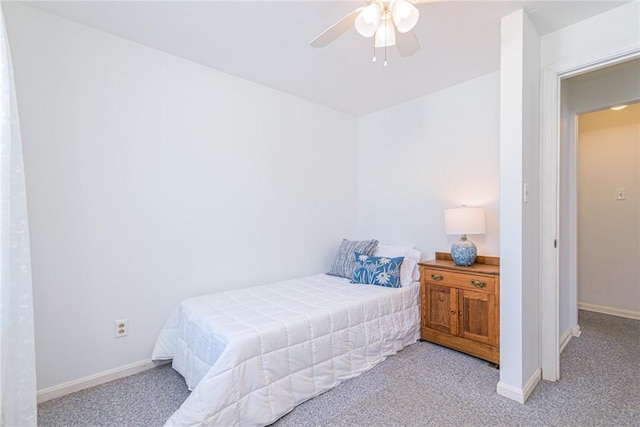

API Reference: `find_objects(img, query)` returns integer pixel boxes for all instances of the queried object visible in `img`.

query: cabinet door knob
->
[431,274,444,281]
[471,279,487,288]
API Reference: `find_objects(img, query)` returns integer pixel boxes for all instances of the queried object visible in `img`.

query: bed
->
[152,243,421,426]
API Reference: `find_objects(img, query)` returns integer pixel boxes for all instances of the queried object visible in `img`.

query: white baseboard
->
[497,368,541,403]
[559,325,581,353]
[37,359,171,403]
[578,302,640,320]
[572,325,582,337]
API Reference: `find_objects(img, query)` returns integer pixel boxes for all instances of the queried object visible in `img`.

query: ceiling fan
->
[310,0,423,66]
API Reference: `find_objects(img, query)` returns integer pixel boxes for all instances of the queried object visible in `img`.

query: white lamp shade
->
[391,0,419,33]
[374,20,396,47]
[444,207,486,235]
[355,3,382,37]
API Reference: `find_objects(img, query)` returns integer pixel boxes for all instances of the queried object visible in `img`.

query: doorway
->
[557,58,640,364]
[540,51,640,382]
[576,103,640,318]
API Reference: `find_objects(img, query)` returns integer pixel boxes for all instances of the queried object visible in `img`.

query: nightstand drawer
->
[422,268,496,293]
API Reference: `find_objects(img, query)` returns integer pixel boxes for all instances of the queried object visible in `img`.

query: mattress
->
[152,273,420,426]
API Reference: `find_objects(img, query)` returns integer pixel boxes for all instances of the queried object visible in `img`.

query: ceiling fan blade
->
[395,29,421,57]
[310,7,364,48]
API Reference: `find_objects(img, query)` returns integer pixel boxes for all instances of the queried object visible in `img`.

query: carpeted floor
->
[37,310,640,426]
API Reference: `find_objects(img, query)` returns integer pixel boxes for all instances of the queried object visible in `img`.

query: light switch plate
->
[615,188,626,200]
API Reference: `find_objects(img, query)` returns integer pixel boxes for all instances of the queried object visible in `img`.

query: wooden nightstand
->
[419,252,500,364]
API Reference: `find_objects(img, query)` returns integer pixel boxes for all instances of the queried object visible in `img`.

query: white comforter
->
[152,273,420,426]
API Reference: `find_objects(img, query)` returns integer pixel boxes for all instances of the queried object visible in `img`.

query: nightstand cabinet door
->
[459,289,497,346]
[424,284,458,335]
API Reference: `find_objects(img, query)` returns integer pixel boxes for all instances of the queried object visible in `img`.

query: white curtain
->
[0,5,37,427]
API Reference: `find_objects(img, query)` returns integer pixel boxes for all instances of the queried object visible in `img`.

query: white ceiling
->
[24,0,630,116]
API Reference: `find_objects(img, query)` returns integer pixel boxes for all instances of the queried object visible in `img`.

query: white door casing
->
[539,29,640,381]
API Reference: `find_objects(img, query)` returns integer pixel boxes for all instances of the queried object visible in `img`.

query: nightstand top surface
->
[419,252,500,275]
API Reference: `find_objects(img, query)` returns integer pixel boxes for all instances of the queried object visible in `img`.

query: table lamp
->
[444,207,486,266]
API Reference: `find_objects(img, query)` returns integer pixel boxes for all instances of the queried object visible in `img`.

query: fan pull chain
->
[372,36,376,62]
[383,11,389,67]
[384,19,388,67]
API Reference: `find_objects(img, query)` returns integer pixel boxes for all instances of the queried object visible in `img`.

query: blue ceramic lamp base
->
[451,235,477,266]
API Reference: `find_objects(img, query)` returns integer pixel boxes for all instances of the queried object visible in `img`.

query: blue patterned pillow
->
[351,252,404,288]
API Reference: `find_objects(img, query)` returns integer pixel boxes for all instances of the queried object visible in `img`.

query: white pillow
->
[373,244,422,286]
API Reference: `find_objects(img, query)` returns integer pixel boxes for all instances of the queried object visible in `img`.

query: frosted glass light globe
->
[355,3,382,37]
[374,20,396,47]
[391,0,419,33]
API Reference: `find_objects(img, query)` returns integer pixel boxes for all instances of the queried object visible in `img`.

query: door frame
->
[539,44,640,381]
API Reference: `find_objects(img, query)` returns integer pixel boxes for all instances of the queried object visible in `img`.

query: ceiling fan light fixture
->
[610,105,627,111]
[310,0,422,63]
[355,3,382,37]
[391,0,419,33]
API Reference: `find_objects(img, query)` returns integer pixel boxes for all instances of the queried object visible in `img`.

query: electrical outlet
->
[115,319,128,338]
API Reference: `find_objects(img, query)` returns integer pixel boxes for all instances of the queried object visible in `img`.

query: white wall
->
[519,10,541,393]
[5,3,358,390]
[540,2,640,68]
[577,105,640,316]
[497,9,541,402]
[357,72,500,259]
